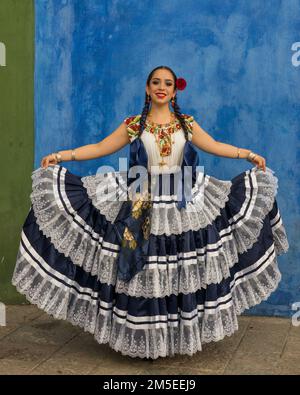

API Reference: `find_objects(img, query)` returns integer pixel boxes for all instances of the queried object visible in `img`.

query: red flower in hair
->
[176,78,187,90]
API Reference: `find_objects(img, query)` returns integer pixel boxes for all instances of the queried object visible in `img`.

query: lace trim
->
[81,171,128,223]
[81,170,233,233]
[150,174,232,235]
[115,223,288,297]
[30,166,120,277]
[270,212,290,254]
[12,246,282,359]
[150,167,279,235]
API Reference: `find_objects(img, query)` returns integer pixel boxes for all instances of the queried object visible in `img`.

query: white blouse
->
[141,129,188,174]
[124,114,194,175]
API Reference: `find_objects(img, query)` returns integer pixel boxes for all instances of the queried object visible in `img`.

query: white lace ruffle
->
[81,171,128,223]
[12,243,282,360]
[149,166,278,236]
[115,222,288,297]
[270,211,290,255]
[29,166,120,279]
[149,174,232,235]
[81,170,233,233]
[113,257,281,359]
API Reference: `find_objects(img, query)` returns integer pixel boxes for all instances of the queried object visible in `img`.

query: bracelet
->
[54,152,62,163]
[71,149,76,161]
[236,148,241,159]
[247,151,257,162]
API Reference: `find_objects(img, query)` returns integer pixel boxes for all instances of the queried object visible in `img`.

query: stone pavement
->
[0,305,299,375]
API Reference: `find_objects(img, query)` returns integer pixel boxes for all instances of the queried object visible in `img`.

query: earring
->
[146,94,151,103]
[171,97,175,108]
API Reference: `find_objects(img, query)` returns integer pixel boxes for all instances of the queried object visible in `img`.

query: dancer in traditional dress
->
[12,66,289,359]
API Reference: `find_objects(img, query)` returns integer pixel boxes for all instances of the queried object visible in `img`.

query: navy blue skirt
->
[12,164,289,359]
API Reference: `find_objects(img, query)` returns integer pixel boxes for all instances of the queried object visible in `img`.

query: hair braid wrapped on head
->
[137,65,190,140]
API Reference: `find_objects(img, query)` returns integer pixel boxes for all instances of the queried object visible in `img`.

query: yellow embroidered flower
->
[120,186,152,249]
[132,208,142,219]
[129,239,137,249]
[131,190,152,218]
[142,216,151,240]
[124,226,134,241]
[142,199,152,210]
[132,199,143,210]
[122,226,137,249]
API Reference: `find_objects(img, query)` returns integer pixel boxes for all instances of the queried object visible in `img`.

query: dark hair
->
[138,66,190,140]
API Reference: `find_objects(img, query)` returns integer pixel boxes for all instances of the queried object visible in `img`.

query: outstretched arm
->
[191,119,266,171]
[41,122,130,168]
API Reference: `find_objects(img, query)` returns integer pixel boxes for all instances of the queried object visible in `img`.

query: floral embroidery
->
[124,115,141,142]
[131,192,152,219]
[182,114,194,130]
[181,114,194,140]
[142,216,151,240]
[123,114,194,143]
[120,190,153,249]
[131,193,144,219]
[122,227,137,249]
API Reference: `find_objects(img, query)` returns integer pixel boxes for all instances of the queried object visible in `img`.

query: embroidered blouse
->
[123,114,194,174]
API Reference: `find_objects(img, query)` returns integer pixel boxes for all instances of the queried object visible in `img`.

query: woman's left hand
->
[250,154,266,172]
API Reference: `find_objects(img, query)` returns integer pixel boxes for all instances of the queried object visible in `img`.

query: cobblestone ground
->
[0,305,299,375]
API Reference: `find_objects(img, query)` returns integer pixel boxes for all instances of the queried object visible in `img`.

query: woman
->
[12,65,289,359]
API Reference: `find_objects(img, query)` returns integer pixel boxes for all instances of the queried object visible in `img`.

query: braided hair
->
[138,66,190,140]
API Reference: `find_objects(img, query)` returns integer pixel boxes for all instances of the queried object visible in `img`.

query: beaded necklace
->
[145,112,182,167]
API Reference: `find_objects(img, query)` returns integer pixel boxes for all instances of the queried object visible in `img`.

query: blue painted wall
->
[35,0,300,317]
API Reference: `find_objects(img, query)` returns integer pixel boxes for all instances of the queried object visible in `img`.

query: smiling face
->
[146,68,177,105]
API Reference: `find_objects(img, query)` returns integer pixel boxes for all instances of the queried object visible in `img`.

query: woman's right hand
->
[41,153,58,169]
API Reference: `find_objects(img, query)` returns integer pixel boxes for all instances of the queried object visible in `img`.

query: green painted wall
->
[0,0,34,303]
